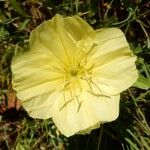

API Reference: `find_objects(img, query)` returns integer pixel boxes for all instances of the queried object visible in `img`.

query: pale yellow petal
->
[88,28,138,95]
[25,91,60,119]
[30,14,77,66]
[11,51,63,118]
[52,91,120,137]
[77,123,100,135]
[92,28,131,67]
[64,15,95,41]
[95,28,125,44]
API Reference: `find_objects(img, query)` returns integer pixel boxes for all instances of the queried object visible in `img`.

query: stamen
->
[59,98,74,111]
[69,83,73,97]
[76,96,82,112]
[88,79,111,98]
[63,90,66,103]
[76,77,83,94]
[58,42,99,113]
[80,68,111,99]
[87,90,110,98]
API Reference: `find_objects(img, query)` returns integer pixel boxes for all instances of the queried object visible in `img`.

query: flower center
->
[71,70,78,76]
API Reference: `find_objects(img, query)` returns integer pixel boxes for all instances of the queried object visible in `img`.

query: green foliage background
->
[0,0,150,149]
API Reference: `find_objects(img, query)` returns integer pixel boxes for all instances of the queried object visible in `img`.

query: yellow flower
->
[11,14,138,137]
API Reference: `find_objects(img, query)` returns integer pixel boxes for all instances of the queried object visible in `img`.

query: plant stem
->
[97,124,104,150]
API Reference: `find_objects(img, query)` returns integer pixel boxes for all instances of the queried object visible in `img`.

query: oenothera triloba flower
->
[11,14,138,137]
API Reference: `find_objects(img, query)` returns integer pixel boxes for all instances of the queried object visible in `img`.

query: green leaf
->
[18,19,30,31]
[16,143,26,150]
[133,74,150,90]
[11,0,29,17]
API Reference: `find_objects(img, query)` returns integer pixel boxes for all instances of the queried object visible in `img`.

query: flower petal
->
[11,51,64,118]
[64,15,95,41]
[89,28,138,95]
[52,91,120,137]
[25,91,60,119]
[30,14,78,66]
